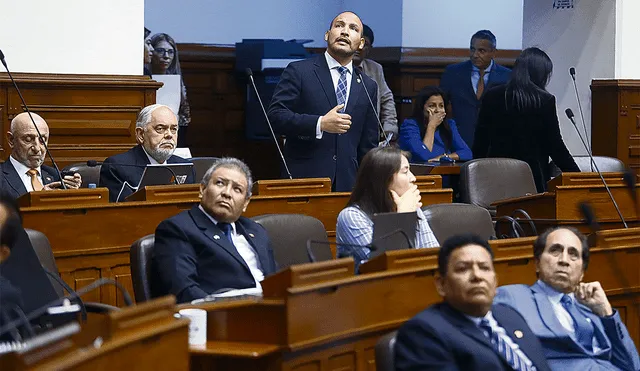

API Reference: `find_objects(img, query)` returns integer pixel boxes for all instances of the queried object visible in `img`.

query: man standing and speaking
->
[268,11,379,192]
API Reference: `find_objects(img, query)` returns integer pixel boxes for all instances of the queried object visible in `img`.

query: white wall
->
[402,0,523,48]
[342,0,403,46]
[0,0,143,75]
[615,0,640,78]
[144,0,342,47]
[523,0,615,155]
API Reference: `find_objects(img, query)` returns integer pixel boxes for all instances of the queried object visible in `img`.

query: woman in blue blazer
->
[398,86,472,163]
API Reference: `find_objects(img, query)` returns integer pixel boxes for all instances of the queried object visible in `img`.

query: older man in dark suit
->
[1,112,81,199]
[440,30,511,148]
[395,234,550,371]
[267,11,379,192]
[99,104,194,202]
[151,158,277,304]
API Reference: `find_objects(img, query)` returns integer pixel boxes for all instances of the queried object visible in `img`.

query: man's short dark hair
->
[438,234,494,276]
[0,192,23,250]
[470,30,497,50]
[533,227,590,271]
[363,24,374,45]
[328,11,363,37]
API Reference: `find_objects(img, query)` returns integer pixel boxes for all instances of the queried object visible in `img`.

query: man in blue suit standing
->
[440,30,511,148]
[395,234,551,371]
[151,158,277,303]
[495,227,640,370]
[267,11,379,192]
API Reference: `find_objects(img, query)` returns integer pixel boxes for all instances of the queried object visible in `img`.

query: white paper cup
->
[179,308,207,346]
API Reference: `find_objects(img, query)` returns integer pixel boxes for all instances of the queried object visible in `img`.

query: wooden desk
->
[181,228,640,370]
[20,180,451,307]
[494,172,640,233]
[0,296,190,370]
[411,163,462,176]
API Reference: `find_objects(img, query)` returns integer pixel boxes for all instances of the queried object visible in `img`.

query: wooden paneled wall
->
[0,73,161,168]
[177,44,520,180]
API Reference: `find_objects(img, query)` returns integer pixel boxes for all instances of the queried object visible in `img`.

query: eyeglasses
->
[154,48,175,56]
[152,125,178,135]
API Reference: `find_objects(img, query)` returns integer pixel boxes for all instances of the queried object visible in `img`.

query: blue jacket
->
[495,282,640,371]
[440,60,511,148]
[151,206,277,303]
[398,118,472,162]
[267,54,379,192]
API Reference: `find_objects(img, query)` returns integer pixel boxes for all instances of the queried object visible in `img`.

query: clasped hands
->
[44,173,82,190]
[574,281,613,317]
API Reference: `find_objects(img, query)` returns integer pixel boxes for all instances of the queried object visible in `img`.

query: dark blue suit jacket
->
[267,53,379,192]
[0,160,59,199]
[495,283,640,371]
[99,144,195,202]
[395,302,551,371]
[440,60,511,148]
[151,206,277,303]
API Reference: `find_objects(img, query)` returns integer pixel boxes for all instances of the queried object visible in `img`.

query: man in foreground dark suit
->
[267,11,379,192]
[495,227,640,370]
[1,112,81,199]
[395,234,550,371]
[151,158,277,303]
[439,30,511,148]
[99,104,194,202]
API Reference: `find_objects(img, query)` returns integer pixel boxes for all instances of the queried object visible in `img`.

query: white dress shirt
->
[465,311,535,369]
[198,205,264,292]
[9,155,44,192]
[315,51,354,139]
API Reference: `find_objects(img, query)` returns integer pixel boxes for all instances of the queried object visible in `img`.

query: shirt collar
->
[198,204,236,233]
[464,310,494,326]
[325,51,353,75]
[537,279,573,304]
[471,59,494,74]
[141,146,167,165]
[10,155,40,176]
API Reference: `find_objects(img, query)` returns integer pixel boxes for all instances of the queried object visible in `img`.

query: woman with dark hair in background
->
[336,147,438,264]
[473,47,578,192]
[149,33,191,147]
[398,86,472,163]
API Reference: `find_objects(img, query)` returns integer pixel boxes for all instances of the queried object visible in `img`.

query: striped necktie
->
[479,318,535,371]
[335,66,348,112]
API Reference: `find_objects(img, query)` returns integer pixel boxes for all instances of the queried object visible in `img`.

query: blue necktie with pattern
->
[561,295,594,350]
[479,318,535,371]
[335,66,348,112]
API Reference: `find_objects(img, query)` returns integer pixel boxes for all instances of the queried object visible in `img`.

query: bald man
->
[0,113,81,199]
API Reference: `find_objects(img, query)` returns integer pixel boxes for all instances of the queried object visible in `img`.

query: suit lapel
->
[2,161,28,197]
[345,69,363,115]
[439,303,494,351]
[190,206,252,274]
[531,282,568,338]
[235,220,270,271]
[313,54,338,109]
[493,305,543,368]
[41,166,56,185]
[578,302,611,351]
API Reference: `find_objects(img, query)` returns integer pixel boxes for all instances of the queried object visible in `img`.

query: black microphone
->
[623,169,640,218]
[245,68,293,179]
[355,68,391,147]
[0,49,67,189]
[0,278,132,339]
[579,202,600,232]
[566,108,627,228]
[42,268,87,322]
[569,67,591,163]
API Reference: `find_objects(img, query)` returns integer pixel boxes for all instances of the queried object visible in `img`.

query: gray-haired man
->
[99,104,195,202]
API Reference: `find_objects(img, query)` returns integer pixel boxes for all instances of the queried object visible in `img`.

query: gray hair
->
[136,104,176,128]
[201,157,254,198]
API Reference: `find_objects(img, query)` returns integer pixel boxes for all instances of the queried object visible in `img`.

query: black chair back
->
[190,157,219,183]
[25,228,64,297]
[422,203,495,242]
[129,234,155,303]
[374,331,397,371]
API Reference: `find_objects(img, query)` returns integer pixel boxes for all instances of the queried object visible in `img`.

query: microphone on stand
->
[245,68,293,179]
[565,108,627,228]
[355,68,391,147]
[0,49,67,189]
[569,67,591,168]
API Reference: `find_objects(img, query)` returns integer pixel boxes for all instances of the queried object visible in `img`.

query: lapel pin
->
[356,78,361,83]
[514,330,523,339]
[213,235,220,240]
[249,233,255,238]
